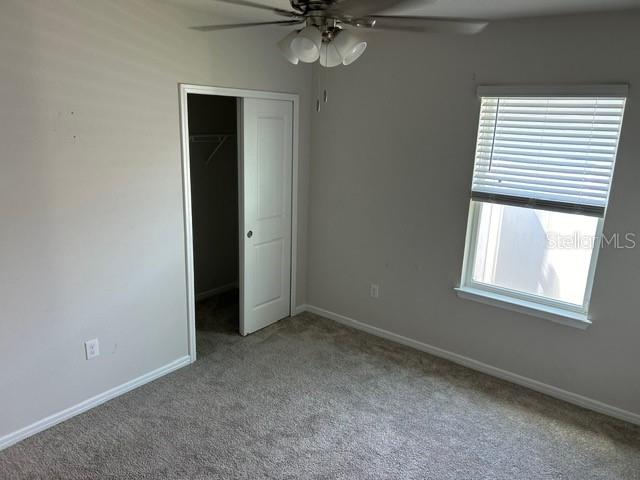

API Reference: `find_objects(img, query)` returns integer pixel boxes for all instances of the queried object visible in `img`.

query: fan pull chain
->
[315,56,329,113]
[322,44,328,105]
[316,58,322,113]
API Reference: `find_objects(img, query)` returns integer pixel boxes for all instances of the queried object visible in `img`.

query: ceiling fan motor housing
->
[291,0,337,14]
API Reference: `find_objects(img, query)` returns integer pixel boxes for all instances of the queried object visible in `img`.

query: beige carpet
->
[1,293,639,479]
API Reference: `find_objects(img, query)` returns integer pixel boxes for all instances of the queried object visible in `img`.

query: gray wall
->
[0,0,311,438]
[307,11,640,415]
[188,94,239,296]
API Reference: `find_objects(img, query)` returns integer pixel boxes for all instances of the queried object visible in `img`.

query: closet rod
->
[189,134,236,165]
[190,134,236,143]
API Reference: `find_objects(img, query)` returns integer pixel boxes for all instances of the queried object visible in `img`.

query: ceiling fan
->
[192,0,489,67]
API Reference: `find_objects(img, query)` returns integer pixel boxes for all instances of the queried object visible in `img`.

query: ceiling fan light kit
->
[319,41,343,67]
[277,29,301,64]
[332,29,367,65]
[290,25,323,62]
[279,22,367,67]
[192,1,489,68]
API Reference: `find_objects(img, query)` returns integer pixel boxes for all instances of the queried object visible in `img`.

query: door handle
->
[247,230,253,238]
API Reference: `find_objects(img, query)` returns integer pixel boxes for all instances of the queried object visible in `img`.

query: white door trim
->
[178,84,300,363]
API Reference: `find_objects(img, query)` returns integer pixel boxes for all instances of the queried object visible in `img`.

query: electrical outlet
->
[370,283,380,299]
[85,338,100,360]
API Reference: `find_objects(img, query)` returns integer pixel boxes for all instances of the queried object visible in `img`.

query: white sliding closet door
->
[239,98,293,336]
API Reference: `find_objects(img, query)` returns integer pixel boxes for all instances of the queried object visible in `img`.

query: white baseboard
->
[293,304,307,315]
[3,307,636,453]
[302,304,640,426]
[0,356,191,451]
[195,282,238,302]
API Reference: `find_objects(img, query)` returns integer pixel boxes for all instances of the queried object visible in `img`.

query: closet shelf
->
[189,134,236,165]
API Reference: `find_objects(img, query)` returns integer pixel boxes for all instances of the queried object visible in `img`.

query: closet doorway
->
[179,85,299,362]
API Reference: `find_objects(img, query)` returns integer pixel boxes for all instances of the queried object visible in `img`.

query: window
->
[458,86,627,326]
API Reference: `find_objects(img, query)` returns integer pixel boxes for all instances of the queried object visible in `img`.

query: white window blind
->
[471,94,626,216]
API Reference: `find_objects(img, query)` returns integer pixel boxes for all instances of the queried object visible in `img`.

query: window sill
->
[454,287,591,330]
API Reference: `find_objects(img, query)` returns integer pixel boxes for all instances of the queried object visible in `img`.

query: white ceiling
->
[392,0,640,19]
[167,0,640,21]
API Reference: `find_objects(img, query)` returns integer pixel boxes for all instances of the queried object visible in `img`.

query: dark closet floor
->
[196,288,240,357]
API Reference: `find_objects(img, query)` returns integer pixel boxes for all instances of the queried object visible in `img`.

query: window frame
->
[458,200,605,324]
[457,85,627,328]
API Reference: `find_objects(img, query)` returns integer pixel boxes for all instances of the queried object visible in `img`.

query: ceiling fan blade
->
[210,0,296,17]
[191,19,303,31]
[334,0,435,17]
[363,16,488,34]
